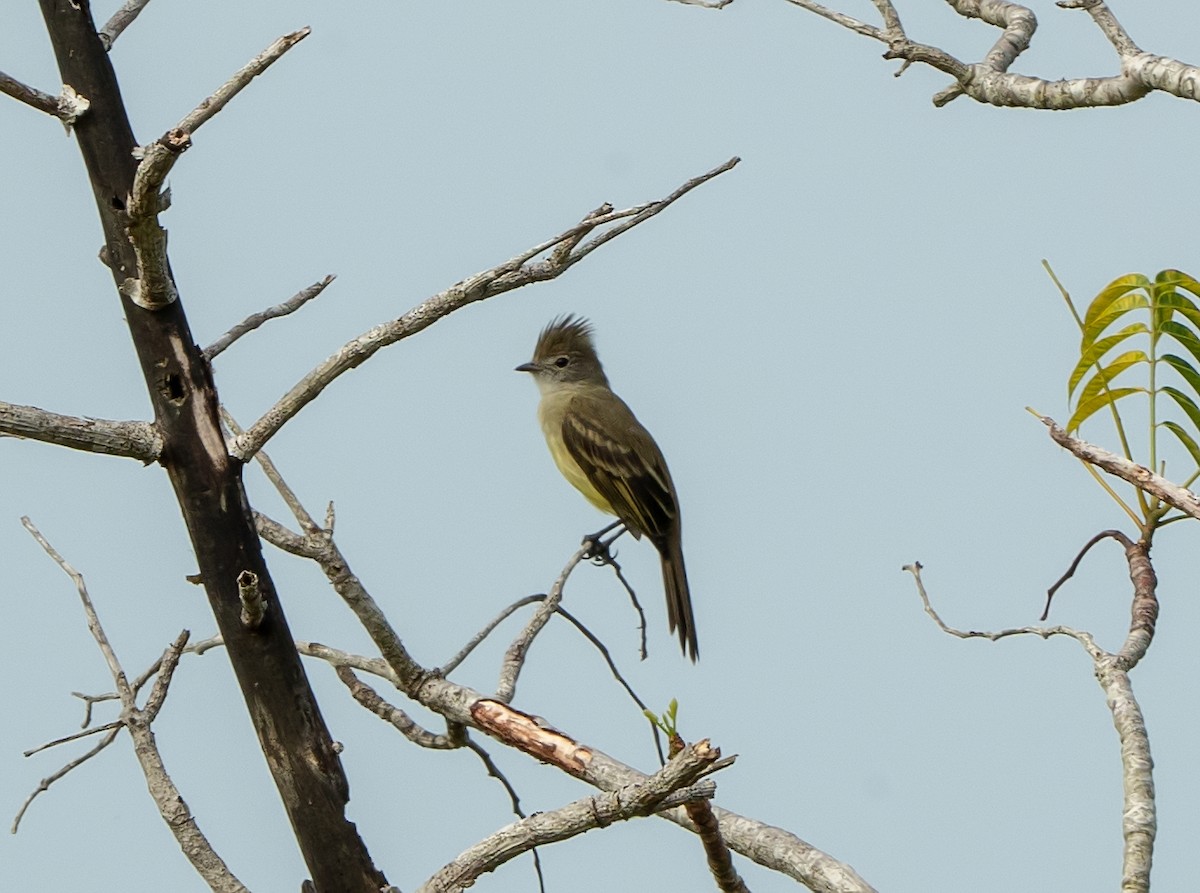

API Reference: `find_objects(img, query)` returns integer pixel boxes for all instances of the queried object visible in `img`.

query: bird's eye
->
[554,356,569,368]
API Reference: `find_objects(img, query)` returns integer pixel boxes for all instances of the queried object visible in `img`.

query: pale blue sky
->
[3,2,1199,891]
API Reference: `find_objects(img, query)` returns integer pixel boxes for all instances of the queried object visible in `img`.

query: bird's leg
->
[582,521,626,563]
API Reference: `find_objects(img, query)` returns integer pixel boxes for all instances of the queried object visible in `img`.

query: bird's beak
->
[514,361,538,373]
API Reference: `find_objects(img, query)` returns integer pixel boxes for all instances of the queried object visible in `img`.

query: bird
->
[516,315,698,660]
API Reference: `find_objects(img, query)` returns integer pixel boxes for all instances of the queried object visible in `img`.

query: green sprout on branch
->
[1047,263,1200,538]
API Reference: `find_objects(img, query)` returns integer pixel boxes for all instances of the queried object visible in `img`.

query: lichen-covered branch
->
[0,400,162,461]
[417,740,724,893]
[1039,415,1200,522]
[783,0,1200,109]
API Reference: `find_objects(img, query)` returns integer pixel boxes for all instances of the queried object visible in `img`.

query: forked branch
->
[784,0,1199,109]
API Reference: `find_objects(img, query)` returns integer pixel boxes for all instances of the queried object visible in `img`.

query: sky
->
[2,1,1199,891]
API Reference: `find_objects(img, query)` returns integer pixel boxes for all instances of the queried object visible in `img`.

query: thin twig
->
[1041,530,1128,620]
[556,606,666,767]
[440,595,545,675]
[298,641,398,682]
[495,548,588,703]
[22,518,131,701]
[590,549,649,661]
[12,727,121,833]
[22,722,122,758]
[664,0,734,8]
[902,562,1104,656]
[204,275,335,360]
[20,520,248,890]
[225,410,321,534]
[781,0,886,40]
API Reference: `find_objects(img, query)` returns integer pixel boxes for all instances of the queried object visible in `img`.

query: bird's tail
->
[658,536,698,661]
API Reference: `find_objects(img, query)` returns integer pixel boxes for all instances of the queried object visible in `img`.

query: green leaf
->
[1157,269,1200,301]
[1160,385,1200,433]
[1067,323,1147,397]
[1066,387,1143,434]
[1154,285,1200,332]
[1159,320,1200,368]
[1073,350,1147,408]
[1160,420,1200,471]
[1160,353,1200,400]
[1081,293,1151,350]
[1083,274,1152,331]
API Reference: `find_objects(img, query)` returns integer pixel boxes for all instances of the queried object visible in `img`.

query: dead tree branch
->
[98,0,155,50]
[36,4,385,887]
[125,28,311,310]
[231,156,741,461]
[0,70,62,117]
[417,740,725,893]
[784,0,1200,109]
[903,557,1157,891]
[1039,414,1200,521]
[0,400,162,461]
[20,518,248,892]
[205,275,336,360]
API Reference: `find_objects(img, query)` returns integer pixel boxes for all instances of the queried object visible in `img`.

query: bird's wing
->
[559,392,677,540]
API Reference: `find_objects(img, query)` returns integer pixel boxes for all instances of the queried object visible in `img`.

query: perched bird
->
[516,315,698,660]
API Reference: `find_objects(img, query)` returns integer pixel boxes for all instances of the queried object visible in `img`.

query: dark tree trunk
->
[36,3,388,890]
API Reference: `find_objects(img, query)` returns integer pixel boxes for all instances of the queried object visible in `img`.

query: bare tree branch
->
[204,275,336,360]
[125,28,311,310]
[98,0,155,50]
[12,726,121,834]
[0,400,162,461]
[20,518,248,892]
[231,156,741,461]
[247,437,868,890]
[439,595,545,675]
[784,0,1200,109]
[335,666,455,749]
[903,559,1156,891]
[417,740,725,893]
[0,70,61,116]
[1038,414,1200,521]
[665,0,736,9]
[495,548,588,703]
